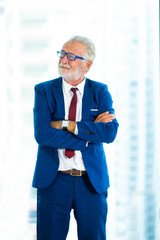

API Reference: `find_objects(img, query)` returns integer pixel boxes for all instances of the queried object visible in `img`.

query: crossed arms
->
[34,83,119,149]
[51,112,115,133]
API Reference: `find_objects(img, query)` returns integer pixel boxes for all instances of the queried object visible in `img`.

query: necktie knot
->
[71,87,77,94]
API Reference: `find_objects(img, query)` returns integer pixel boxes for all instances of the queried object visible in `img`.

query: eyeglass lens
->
[58,51,75,60]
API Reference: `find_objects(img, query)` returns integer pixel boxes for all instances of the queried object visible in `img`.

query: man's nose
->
[61,54,69,63]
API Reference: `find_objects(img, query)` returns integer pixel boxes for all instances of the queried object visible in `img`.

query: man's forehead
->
[62,41,86,54]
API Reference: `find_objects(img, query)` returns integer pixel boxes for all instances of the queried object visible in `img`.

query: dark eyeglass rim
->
[57,50,87,61]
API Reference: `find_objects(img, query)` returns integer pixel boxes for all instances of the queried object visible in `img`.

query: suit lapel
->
[82,79,93,121]
[51,77,65,119]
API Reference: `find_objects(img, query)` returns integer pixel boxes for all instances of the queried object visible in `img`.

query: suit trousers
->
[37,172,108,240]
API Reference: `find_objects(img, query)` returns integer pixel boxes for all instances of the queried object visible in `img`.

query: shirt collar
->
[62,78,86,96]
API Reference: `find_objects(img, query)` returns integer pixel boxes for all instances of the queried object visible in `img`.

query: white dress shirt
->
[58,79,86,171]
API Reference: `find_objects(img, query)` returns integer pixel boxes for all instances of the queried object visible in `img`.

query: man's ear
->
[85,60,92,72]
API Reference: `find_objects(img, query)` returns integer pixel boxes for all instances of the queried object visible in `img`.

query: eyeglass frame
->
[57,50,87,61]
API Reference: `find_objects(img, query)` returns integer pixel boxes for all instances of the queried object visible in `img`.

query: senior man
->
[32,35,119,240]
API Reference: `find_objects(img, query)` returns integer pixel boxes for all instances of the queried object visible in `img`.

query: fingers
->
[94,112,115,123]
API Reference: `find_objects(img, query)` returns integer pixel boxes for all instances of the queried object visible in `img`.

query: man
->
[32,35,119,240]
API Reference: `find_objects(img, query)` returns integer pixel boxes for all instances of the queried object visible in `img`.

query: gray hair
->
[64,35,96,63]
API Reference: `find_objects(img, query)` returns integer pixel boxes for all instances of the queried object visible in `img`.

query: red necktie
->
[65,88,77,158]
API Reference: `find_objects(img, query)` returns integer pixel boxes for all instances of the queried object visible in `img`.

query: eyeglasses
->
[57,50,86,61]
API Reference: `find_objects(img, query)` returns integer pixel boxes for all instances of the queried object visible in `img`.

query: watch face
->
[64,121,68,127]
[62,120,69,129]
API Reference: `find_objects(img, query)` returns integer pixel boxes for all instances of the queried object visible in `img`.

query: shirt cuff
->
[74,124,78,135]
[86,141,89,147]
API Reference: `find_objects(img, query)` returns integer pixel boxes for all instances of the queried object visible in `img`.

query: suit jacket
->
[32,77,119,193]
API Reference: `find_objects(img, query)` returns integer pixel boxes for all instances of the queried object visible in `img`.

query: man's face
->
[58,41,90,83]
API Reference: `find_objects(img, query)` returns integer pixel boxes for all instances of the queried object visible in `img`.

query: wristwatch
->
[61,120,69,131]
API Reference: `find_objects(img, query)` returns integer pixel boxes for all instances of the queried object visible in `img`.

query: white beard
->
[58,63,83,82]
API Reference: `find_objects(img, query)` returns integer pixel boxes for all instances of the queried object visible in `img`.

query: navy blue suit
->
[32,77,119,239]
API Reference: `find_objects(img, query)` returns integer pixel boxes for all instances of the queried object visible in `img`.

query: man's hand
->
[51,121,62,129]
[94,112,115,123]
[68,121,76,133]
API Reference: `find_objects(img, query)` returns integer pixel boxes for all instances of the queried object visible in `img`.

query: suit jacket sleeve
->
[33,84,87,150]
[76,84,119,143]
